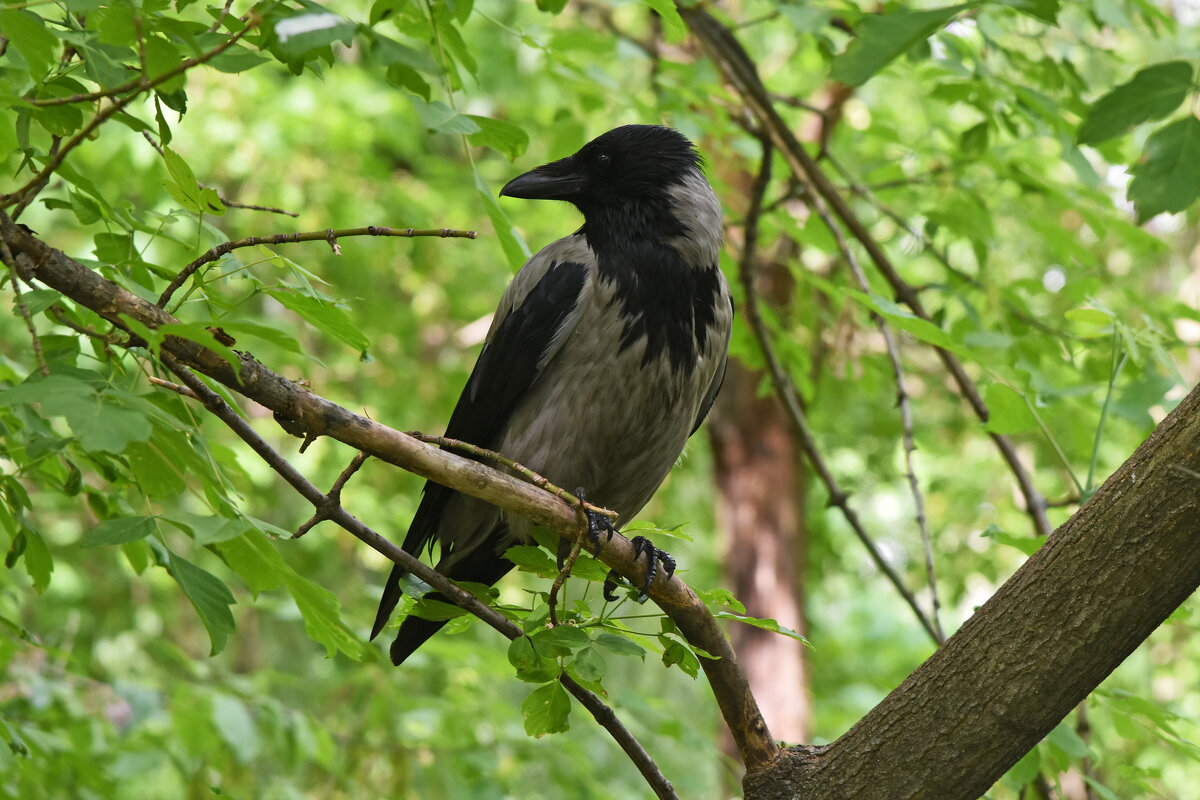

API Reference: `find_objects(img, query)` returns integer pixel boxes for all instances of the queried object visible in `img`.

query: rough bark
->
[742,381,1200,799]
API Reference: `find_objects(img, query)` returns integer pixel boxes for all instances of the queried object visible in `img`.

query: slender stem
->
[739,138,942,646]
[157,225,477,308]
[1086,333,1127,495]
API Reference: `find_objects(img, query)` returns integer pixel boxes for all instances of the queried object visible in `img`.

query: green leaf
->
[846,291,975,358]
[1077,62,1194,146]
[643,0,687,42]
[265,288,370,353]
[1047,722,1090,759]
[411,98,482,135]
[216,320,303,354]
[521,682,571,737]
[983,383,1038,434]
[996,0,1061,24]
[80,516,158,548]
[467,116,530,160]
[165,552,237,656]
[213,530,286,596]
[593,631,646,659]
[22,528,53,592]
[661,639,701,677]
[211,693,260,763]
[508,636,562,683]
[532,625,591,655]
[981,524,1043,556]
[1004,744,1042,786]
[1128,116,1200,222]
[282,571,368,660]
[711,611,810,645]
[478,173,532,270]
[0,10,59,78]
[505,544,557,575]
[831,4,972,87]
[569,646,607,682]
[143,36,185,93]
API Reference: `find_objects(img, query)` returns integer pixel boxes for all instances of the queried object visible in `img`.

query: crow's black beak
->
[499,156,585,200]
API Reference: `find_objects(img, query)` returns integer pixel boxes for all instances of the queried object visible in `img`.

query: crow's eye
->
[595,153,611,169]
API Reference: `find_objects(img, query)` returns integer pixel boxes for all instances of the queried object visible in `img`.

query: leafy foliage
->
[2,1,1199,798]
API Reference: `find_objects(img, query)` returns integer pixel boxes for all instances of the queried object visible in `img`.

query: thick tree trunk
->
[710,360,810,745]
[743,381,1200,799]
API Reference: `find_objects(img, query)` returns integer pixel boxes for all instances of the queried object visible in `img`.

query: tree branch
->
[151,361,679,800]
[680,5,1052,538]
[0,210,777,771]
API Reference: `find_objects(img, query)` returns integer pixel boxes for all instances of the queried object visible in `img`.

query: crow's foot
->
[574,487,615,558]
[603,536,676,603]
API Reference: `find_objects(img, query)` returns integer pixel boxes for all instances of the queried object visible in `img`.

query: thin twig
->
[682,6,1052,538]
[3,19,259,214]
[800,170,945,643]
[153,357,678,800]
[294,451,369,537]
[156,225,478,308]
[548,499,592,627]
[2,246,50,377]
[739,137,942,646]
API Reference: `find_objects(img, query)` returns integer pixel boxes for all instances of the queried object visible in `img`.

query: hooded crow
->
[371,124,733,665]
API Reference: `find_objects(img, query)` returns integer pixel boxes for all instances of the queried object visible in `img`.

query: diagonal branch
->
[0,210,778,771]
[680,5,1051,538]
[150,363,679,800]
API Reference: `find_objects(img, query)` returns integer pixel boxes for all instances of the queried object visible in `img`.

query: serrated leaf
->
[467,116,529,160]
[983,383,1038,434]
[216,320,303,354]
[1128,117,1200,222]
[212,530,286,596]
[282,571,367,660]
[166,552,237,655]
[1078,62,1194,146]
[521,682,571,737]
[831,4,971,87]
[143,36,185,93]
[80,516,158,548]
[847,290,975,358]
[265,288,370,353]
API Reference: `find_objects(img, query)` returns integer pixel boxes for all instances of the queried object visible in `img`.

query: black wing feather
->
[370,259,588,642]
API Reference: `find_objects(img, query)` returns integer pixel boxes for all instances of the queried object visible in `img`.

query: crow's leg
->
[573,487,615,559]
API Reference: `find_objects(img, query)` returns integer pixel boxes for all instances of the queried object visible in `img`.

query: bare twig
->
[738,137,942,646]
[803,173,945,643]
[681,6,1052,538]
[405,432,616,520]
[294,451,369,537]
[154,356,678,800]
[156,225,478,308]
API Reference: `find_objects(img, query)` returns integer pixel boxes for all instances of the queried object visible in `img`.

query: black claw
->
[602,536,676,604]
[576,487,615,556]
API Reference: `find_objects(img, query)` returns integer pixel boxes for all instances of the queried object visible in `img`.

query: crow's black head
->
[499,125,705,216]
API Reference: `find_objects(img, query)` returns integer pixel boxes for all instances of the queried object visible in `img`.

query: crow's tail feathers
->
[385,538,517,666]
